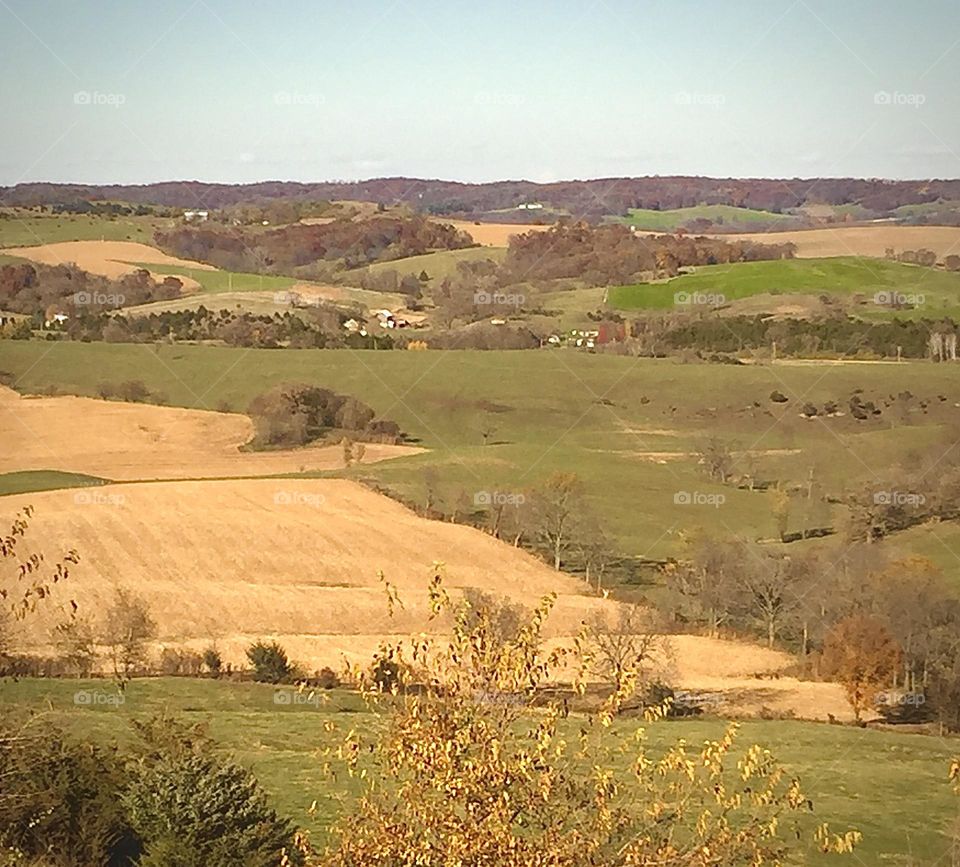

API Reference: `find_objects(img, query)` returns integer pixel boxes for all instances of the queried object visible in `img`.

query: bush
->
[202,647,223,677]
[124,753,301,867]
[247,640,294,684]
[0,722,135,865]
[115,379,151,402]
[158,647,203,676]
[316,666,340,689]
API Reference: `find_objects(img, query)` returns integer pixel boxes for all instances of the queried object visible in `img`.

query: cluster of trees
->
[846,438,960,542]
[0,262,182,316]
[247,382,401,448]
[6,306,402,350]
[668,535,960,727]
[43,200,167,217]
[415,470,623,586]
[654,314,958,359]
[154,215,474,275]
[502,223,795,286]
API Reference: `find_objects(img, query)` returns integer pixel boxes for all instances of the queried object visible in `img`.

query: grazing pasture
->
[620,204,797,230]
[609,256,960,317]
[2,342,959,568]
[0,677,955,863]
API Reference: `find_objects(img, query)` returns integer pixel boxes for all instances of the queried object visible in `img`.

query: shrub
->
[0,722,135,865]
[202,647,223,677]
[116,379,150,402]
[158,647,203,676]
[124,753,301,867]
[247,640,294,684]
[316,666,340,689]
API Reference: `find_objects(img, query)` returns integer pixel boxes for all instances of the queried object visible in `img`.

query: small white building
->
[183,210,209,222]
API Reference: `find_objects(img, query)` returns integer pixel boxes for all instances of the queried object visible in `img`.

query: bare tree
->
[584,604,665,697]
[101,587,157,679]
[531,472,584,570]
[696,436,736,483]
[54,616,98,677]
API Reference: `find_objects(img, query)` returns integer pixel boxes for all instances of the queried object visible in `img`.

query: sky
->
[1,0,959,186]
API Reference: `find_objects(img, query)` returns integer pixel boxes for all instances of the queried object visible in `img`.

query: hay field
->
[0,386,421,480]
[4,240,215,289]
[435,219,552,246]
[2,477,852,718]
[710,225,960,258]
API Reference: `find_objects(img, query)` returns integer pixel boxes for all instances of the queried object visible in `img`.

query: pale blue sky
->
[1,0,958,185]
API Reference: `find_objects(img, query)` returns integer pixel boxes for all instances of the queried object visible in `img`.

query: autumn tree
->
[822,615,902,722]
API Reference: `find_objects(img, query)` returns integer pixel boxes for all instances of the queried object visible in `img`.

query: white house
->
[183,210,209,222]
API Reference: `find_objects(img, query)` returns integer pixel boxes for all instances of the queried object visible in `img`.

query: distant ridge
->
[3,176,960,217]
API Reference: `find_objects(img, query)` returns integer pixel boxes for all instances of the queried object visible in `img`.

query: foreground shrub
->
[124,753,300,867]
[321,574,861,865]
[0,720,133,865]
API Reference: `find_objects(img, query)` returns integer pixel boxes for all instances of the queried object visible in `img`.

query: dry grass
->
[434,219,552,247]
[4,240,215,289]
[709,225,960,259]
[0,386,422,480]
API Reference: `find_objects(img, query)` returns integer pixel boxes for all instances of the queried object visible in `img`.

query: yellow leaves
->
[950,757,960,793]
[815,823,863,854]
[322,572,860,867]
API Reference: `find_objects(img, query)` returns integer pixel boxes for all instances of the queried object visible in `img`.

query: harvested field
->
[710,225,960,259]
[4,240,215,289]
[1,477,851,719]
[0,386,421,481]
[434,219,552,246]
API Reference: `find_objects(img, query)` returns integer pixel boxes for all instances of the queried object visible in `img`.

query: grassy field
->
[0,213,167,248]
[2,341,959,569]
[620,204,798,231]
[125,261,298,294]
[0,470,110,496]
[342,246,507,288]
[608,256,960,317]
[0,676,955,863]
